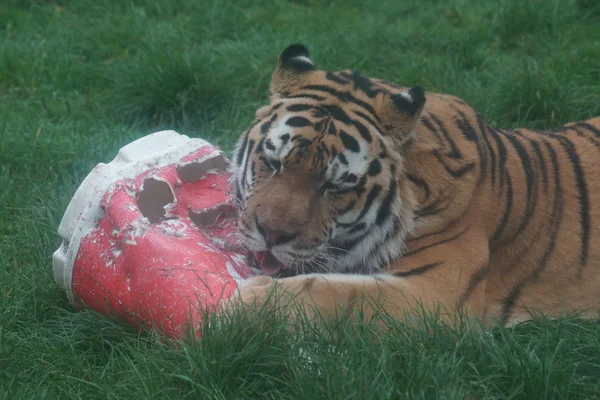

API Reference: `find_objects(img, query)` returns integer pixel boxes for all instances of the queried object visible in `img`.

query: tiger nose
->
[256,219,297,248]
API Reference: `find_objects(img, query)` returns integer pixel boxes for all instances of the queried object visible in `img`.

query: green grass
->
[1,0,600,398]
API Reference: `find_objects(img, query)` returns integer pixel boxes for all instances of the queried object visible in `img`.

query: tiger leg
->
[224,273,443,326]
[224,227,490,326]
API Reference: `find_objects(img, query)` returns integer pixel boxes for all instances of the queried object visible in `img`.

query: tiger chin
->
[224,44,600,328]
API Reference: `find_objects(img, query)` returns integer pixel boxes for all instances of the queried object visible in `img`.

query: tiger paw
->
[223,275,278,312]
[222,274,317,319]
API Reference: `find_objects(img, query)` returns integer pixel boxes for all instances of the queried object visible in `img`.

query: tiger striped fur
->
[226,44,600,327]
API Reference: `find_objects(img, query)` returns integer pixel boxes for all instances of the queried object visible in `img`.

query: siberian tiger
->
[225,44,600,327]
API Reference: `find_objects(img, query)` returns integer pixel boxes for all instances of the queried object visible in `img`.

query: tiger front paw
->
[222,274,316,319]
[231,275,277,308]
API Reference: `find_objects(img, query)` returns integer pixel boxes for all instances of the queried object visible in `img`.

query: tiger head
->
[229,44,426,276]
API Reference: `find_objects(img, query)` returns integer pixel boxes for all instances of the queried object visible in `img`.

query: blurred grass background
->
[1,0,599,398]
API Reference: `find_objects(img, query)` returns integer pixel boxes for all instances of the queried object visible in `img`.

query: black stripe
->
[407,174,431,200]
[367,159,382,177]
[286,116,312,127]
[430,114,462,158]
[352,120,372,143]
[541,132,590,267]
[530,139,548,194]
[260,113,278,134]
[475,112,494,188]
[338,200,356,215]
[378,138,388,159]
[255,138,265,154]
[344,173,358,183]
[274,234,297,246]
[454,108,488,189]
[405,226,469,257]
[354,110,383,133]
[338,184,382,227]
[258,155,272,170]
[239,229,259,242]
[313,119,326,133]
[270,103,283,112]
[502,131,537,242]
[454,110,478,142]
[327,120,337,135]
[319,104,352,124]
[355,172,368,190]
[339,70,380,98]
[490,174,513,248]
[270,159,281,172]
[339,130,360,152]
[407,226,450,243]
[286,104,313,112]
[235,132,249,166]
[301,84,381,122]
[375,177,397,225]
[488,127,508,190]
[513,131,548,194]
[241,139,255,191]
[530,141,563,281]
[566,125,600,153]
[254,215,266,240]
[457,264,489,307]
[394,262,443,277]
[355,184,383,222]
[382,216,401,243]
[415,196,447,218]
[338,153,348,165]
[563,137,590,267]
[234,181,243,205]
[500,285,522,325]
[325,72,349,85]
[433,151,475,177]
[235,121,259,166]
[339,234,366,252]
[501,141,564,324]
[574,122,600,137]
[348,222,366,234]
[369,216,402,268]
[421,115,445,148]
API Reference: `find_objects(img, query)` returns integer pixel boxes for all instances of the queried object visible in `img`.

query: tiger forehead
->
[255,101,375,147]
[255,110,369,159]
[250,114,373,184]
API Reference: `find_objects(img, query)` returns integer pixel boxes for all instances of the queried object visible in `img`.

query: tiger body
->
[227,44,600,326]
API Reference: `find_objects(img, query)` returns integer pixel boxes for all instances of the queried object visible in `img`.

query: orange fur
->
[226,45,600,327]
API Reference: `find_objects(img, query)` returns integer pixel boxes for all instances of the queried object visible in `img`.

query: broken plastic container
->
[52,130,256,338]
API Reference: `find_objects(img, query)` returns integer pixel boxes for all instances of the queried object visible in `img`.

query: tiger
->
[225,44,600,327]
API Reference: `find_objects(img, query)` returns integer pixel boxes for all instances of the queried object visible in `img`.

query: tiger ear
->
[379,86,426,146]
[270,44,316,99]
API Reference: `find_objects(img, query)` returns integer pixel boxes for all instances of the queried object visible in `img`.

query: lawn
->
[1,0,600,398]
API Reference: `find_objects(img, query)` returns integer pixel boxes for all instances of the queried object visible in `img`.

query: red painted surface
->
[70,153,251,339]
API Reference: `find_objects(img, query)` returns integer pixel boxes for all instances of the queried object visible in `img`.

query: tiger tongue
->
[255,251,285,276]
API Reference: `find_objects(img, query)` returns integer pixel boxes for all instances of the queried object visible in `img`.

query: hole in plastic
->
[137,178,175,223]
[177,155,229,182]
